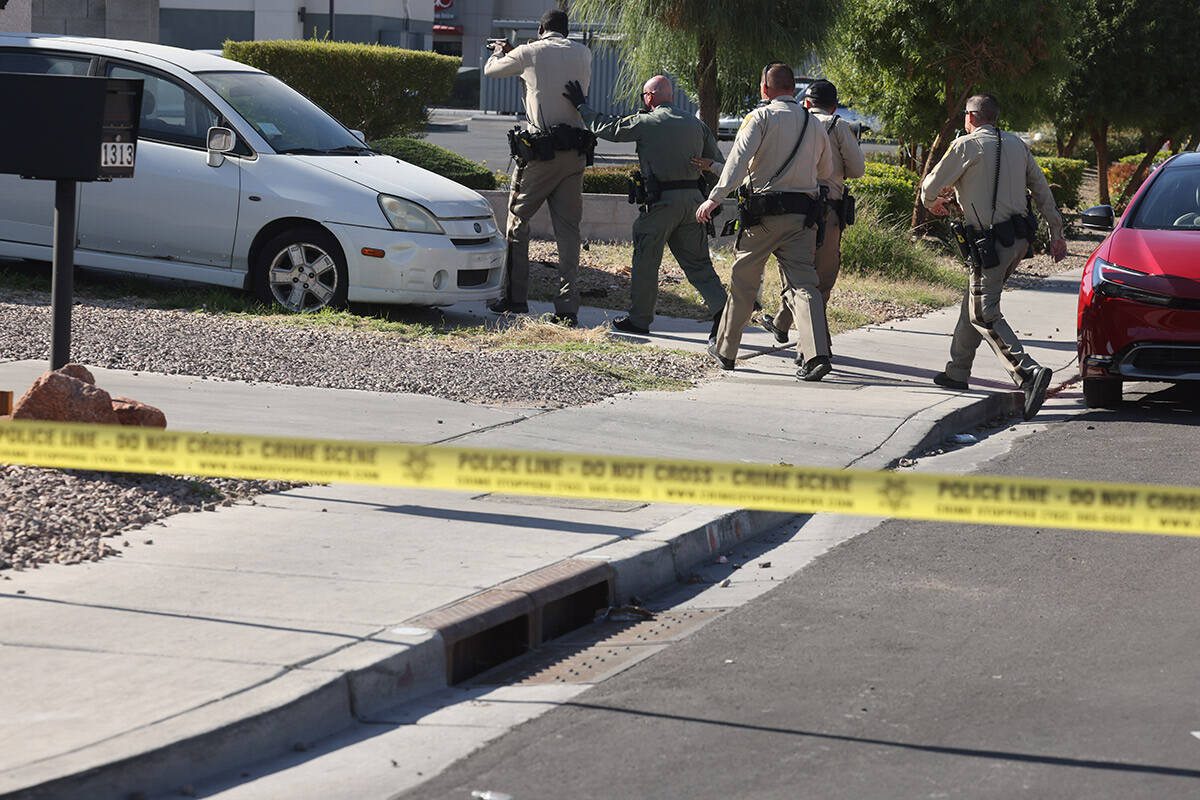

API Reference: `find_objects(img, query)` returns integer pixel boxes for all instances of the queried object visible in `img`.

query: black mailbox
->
[0,73,142,181]
[1,72,144,371]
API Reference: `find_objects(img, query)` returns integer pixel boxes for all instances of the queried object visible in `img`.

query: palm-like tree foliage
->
[571,0,837,133]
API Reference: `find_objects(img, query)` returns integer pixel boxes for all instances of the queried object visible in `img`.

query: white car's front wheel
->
[255,228,349,313]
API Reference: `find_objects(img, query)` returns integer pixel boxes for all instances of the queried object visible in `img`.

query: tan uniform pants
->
[714,213,829,363]
[504,150,586,314]
[945,238,1039,386]
[772,205,841,337]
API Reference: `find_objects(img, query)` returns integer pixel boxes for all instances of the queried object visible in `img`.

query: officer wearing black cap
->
[761,79,865,360]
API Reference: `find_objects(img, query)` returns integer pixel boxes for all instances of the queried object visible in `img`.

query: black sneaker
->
[796,355,832,382]
[550,312,579,328]
[760,313,789,344]
[933,372,969,391]
[488,297,529,314]
[707,340,735,370]
[1021,366,1052,420]
[611,315,650,335]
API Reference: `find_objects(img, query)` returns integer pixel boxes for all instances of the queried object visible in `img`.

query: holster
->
[829,192,855,229]
[627,170,649,206]
[736,189,820,229]
[508,124,596,164]
[815,186,829,248]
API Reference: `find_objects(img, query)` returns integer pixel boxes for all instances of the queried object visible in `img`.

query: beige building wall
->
[0,0,33,32]
[32,0,159,41]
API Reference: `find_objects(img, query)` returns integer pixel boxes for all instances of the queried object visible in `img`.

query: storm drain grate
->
[471,645,664,686]
[469,609,727,686]
[558,608,725,646]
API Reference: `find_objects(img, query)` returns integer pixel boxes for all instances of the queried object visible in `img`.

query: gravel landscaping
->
[1,467,301,571]
[0,289,711,408]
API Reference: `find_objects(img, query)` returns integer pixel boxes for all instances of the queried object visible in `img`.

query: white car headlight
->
[378,195,444,234]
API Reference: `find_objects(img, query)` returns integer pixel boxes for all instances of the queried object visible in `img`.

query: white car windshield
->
[199,71,375,155]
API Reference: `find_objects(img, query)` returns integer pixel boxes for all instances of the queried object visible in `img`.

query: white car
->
[0,34,504,312]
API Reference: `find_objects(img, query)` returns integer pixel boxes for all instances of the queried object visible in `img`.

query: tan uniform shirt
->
[708,95,833,202]
[811,109,866,200]
[921,125,1064,238]
[483,31,592,133]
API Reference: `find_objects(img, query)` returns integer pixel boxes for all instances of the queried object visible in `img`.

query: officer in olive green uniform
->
[564,75,726,336]
[484,8,592,326]
[763,79,865,352]
[921,92,1067,420]
[697,62,834,381]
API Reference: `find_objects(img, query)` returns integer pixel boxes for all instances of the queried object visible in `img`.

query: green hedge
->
[371,137,495,189]
[1035,156,1087,210]
[583,165,636,195]
[846,173,919,225]
[222,39,459,140]
[863,161,920,182]
[1117,150,1172,166]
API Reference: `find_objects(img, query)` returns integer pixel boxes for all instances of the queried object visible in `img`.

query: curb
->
[1,507,796,800]
[3,378,1077,799]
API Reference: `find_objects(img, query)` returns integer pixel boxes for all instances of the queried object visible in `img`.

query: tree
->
[1039,1,1200,208]
[822,0,1074,228]
[569,0,837,135]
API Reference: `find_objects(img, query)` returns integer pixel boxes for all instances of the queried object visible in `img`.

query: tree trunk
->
[1062,129,1080,158]
[1115,132,1170,208]
[696,32,719,136]
[1090,121,1111,206]
[909,113,961,230]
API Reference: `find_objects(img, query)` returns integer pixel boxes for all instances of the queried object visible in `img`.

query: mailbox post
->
[0,74,141,369]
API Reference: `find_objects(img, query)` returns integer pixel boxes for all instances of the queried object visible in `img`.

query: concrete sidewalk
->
[0,271,1083,800]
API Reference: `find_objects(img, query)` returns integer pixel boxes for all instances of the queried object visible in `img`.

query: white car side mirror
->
[350,129,366,143]
[206,126,236,168]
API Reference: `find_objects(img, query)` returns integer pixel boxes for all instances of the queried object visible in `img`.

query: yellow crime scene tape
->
[2,419,1199,537]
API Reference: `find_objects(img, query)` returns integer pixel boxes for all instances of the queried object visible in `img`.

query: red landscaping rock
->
[12,370,118,424]
[111,397,168,428]
[57,363,96,385]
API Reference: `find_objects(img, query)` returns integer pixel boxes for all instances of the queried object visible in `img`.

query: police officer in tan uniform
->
[762,79,865,356]
[697,62,834,381]
[484,9,592,326]
[921,92,1068,420]
[564,74,727,337]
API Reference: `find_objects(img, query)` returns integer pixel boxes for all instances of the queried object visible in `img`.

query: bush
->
[1107,162,1140,206]
[1035,156,1087,209]
[1117,150,1172,166]
[863,161,920,183]
[222,39,460,140]
[371,137,495,189]
[846,173,919,225]
[841,212,959,284]
[583,165,636,195]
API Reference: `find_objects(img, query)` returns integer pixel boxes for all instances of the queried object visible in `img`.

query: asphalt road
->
[404,382,1200,799]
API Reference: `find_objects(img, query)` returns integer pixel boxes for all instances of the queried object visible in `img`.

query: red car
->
[1077,151,1200,408]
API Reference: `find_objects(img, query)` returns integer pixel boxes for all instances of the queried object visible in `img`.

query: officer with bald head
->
[564,74,727,337]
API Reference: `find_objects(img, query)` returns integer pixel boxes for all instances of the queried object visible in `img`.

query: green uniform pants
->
[629,194,727,329]
[945,238,1039,386]
[714,212,829,363]
[504,150,586,314]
